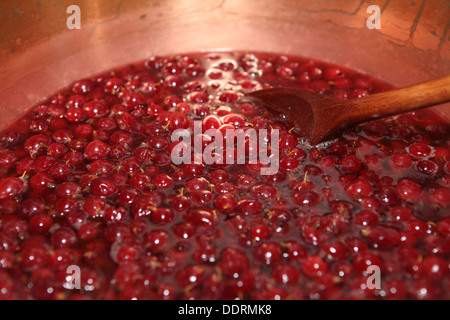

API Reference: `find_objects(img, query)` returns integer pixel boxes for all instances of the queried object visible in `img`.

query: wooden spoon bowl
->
[248,76,450,145]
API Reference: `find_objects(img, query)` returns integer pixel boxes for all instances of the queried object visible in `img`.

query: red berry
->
[254,242,282,265]
[83,100,109,118]
[90,177,117,197]
[345,178,373,200]
[396,178,422,202]
[219,248,250,277]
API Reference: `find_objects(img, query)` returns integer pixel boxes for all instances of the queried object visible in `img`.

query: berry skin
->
[214,193,237,214]
[339,155,362,173]
[271,263,300,284]
[83,100,109,118]
[345,178,373,200]
[85,140,109,160]
[407,143,433,158]
[254,242,282,265]
[0,177,25,200]
[395,179,422,202]
[28,214,53,234]
[90,178,118,197]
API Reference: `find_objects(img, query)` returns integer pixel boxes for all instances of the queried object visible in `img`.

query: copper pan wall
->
[0,0,449,129]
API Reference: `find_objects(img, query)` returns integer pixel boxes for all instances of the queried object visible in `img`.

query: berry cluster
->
[0,52,449,300]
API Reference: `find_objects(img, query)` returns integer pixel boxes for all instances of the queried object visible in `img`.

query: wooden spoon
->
[248,75,450,145]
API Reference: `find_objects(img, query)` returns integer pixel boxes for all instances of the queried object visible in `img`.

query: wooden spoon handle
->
[344,75,450,124]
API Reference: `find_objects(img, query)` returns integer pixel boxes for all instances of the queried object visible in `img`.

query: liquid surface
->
[0,51,449,300]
